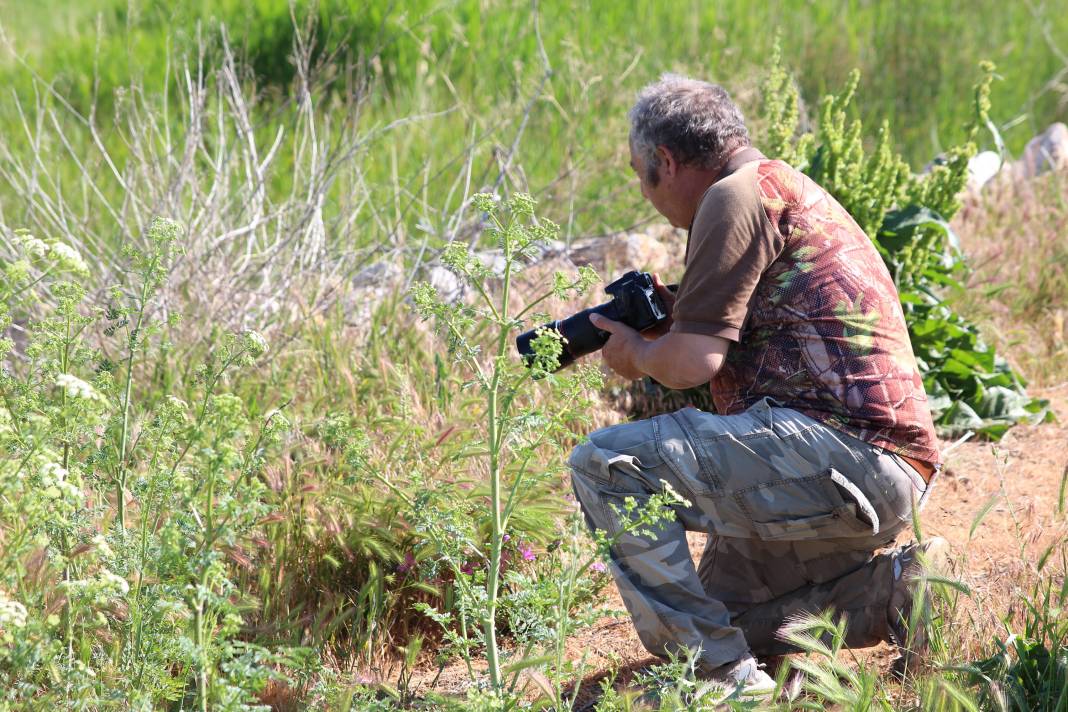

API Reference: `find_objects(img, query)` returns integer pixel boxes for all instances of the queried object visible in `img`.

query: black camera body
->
[516,271,670,371]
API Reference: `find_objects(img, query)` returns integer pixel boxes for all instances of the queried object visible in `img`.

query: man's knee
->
[567,439,600,478]
[568,419,658,482]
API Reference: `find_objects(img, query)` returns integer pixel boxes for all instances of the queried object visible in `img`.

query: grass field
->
[2,0,1067,241]
[0,2,1065,709]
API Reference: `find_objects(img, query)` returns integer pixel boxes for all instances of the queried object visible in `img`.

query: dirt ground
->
[400,383,1068,707]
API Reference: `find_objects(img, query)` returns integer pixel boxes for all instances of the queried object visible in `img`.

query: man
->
[568,75,945,693]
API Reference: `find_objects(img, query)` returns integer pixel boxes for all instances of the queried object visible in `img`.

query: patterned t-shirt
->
[671,153,941,465]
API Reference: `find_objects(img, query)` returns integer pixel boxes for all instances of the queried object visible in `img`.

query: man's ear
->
[656,145,678,179]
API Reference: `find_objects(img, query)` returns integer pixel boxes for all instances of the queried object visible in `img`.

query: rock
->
[507,253,588,321]
[427,264,465,304]
[1015,122,1068,180]
[341,260,405,326]
[966,150,1003,193]
[473,239,568,277]
[568,231,672,276]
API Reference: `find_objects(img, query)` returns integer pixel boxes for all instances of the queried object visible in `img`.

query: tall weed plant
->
[0,220,320,709]
[336,193,687,710]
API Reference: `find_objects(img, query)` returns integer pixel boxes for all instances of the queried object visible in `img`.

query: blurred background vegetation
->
[1,0,1066,240]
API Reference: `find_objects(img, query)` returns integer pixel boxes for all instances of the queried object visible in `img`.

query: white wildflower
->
[41,462,68,482]
[164,395,189,411]
[48,241,89,274]
[264,409,290,431]
[55,373,104,402]
[16,234,50,258]
[153,597,190,624]
[98,569,129,597]
[40,462,83,504]
[71,660,96,678]
[0,593,28,630]
[91,534,114,559]
[241,330,269,358]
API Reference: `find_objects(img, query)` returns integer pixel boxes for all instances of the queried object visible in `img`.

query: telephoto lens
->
[515,271,669,372]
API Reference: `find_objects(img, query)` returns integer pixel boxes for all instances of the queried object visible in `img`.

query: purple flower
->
[397,552,416,575]
[502,534,511,543]
[460,561,476,575]
[519,544,536,562]
[591,561,607,573]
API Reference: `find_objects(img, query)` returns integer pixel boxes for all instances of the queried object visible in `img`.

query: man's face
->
[629,142,682,227]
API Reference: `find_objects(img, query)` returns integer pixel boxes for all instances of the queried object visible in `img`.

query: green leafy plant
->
[405,192,601,695]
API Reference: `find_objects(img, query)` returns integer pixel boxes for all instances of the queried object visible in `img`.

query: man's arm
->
[588,313,729,389]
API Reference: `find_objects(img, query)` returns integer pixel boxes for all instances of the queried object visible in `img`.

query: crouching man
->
[569,75,944,694]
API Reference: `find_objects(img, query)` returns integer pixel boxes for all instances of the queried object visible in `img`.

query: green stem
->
[455,586,476,682]
[131,414,172,676]
[194,589,209,712]
[482,214,515,693]
[117,277,152,534]
[484,369,503,691]
[59,317,74,677]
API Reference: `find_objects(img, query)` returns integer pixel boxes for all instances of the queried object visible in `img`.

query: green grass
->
[5,0,1067,161]
[1,0,1067,244]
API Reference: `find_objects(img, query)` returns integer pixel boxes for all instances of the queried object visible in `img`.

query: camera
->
[515,271,670,371]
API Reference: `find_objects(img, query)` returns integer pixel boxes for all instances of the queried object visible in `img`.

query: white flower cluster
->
[98,570,130,597]
[63,568,129,604]
[0,592,28,631]
[40,462,83,505]
[241,330,269,358]
[48,242,89,274]
[55,373,105,403]
[14,234,89,275]
[153,597,190,625]
[91,534,114,559]
[15,234,50,258]
[164,395,189,411]
[263,408,291,433]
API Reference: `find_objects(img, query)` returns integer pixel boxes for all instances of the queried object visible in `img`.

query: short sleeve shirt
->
[671,154,941,465]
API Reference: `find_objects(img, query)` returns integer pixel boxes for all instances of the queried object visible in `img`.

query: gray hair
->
[629,74,750,184]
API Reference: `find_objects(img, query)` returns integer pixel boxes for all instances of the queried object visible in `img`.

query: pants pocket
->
[735,467,880,541]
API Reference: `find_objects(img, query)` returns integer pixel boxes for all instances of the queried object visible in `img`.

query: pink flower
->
[591,561,607,573]
[519,544,535,562]
[502,534,511,543]
[460,561,476,575]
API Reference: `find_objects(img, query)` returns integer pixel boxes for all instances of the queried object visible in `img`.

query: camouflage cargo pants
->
[568,397,935,669]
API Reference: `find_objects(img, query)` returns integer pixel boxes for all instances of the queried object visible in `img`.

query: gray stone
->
[1015,122,1068,180]
[568,231,672,275]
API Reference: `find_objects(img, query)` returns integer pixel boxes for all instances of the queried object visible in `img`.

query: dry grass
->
[952,171,1068,388]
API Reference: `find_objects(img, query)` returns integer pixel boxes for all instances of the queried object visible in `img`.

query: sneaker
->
[886,536,949,677]
[697,655,777,696]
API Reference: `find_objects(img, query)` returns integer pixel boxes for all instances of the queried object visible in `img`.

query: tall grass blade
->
[927,574,972,596]
[1058,462,1067,517]
[970,494,1000,540]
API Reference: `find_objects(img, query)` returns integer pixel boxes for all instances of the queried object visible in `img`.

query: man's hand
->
[589,313,646,380]
[589,311,731,389]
